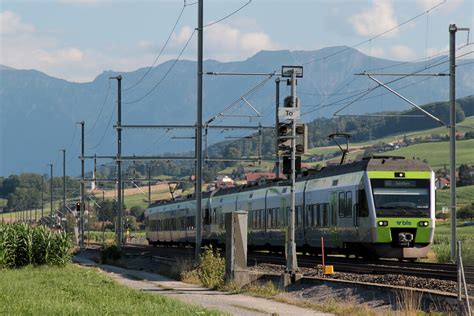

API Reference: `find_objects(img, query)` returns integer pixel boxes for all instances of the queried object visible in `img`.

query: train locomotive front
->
[145,157,435,260]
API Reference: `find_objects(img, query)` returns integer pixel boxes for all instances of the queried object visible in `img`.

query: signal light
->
[277,123,292,155]
[76,202,81,211]
[295,123,307,155]
[283,96,300,108]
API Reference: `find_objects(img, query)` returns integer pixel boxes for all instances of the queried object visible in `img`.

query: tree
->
[458,164,473,187]
[129,206,144,222]
[464,131,474,139]
[436,212,449,221]
[458,204,474,221]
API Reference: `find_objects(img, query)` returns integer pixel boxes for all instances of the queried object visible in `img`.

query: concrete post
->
[225,211,248,285]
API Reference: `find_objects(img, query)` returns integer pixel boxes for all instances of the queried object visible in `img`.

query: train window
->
[213,208,217,225]
[249,194,253,199]
[204,208,210,225]
[259,210,264,229]
[358,189,369,217]
[275,208,279,228]
[282,188,287,194]
[346,192,352,217]
[296,206,303,227]
[338,192,346,217]
[322,204,329,227]
[267,209,273,228]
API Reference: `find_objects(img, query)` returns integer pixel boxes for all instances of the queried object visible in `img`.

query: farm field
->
[432,221,474,265]
[307,116,474,163]
[436,185,474,210]
[0,264,220,315]
[383,139,474,169]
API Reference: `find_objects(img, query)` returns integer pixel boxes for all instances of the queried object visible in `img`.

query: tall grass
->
[0,223,71,268]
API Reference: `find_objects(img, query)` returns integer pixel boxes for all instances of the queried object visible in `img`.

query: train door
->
[329,191,340,248]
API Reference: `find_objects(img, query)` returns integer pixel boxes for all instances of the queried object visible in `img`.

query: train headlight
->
[377,220,388,226]
[418,221,429,227]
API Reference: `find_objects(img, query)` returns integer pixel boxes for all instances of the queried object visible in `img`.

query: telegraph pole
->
[111,75,123,247]
[449,24,457,262]
[62,149,66,227]
[148,165,151,207]
[78,121,85,248]
[49,163,53,218]
[41,175,44,220]
[287,70,298,273]
[275,78,281,178]
[195,0,204,260]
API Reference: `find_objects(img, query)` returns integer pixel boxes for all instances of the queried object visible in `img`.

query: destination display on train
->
[383,180,417,188]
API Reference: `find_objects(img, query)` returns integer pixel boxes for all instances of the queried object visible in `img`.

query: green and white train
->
[145,156,435,259]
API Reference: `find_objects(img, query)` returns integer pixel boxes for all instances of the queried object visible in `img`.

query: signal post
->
[278,66,306,276]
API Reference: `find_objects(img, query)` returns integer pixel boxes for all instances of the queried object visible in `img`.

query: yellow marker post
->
[321,236,334,275]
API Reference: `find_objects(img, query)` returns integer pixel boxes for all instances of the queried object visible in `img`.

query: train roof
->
[148,156,431,209]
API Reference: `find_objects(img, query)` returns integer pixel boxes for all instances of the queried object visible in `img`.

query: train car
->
[145,156,435,259]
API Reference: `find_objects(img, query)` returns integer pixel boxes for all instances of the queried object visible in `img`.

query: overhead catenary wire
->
[123,29,196,105]
[203,0,252,28]
[88,103,116,150]
[87,79,112,135]
[301,49,474,117]
[301,0,446,66]
[123,2,189,92]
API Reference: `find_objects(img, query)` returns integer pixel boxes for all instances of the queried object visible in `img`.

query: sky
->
[0,0,473,82]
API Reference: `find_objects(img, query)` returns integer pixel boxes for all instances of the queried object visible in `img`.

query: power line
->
[301,49,473,117]
[203,0,252,28]
[123,29,196,105]
[88,102,116,150]
[87,79,112,135]
[302,0,446,66]
[123,2,189,92]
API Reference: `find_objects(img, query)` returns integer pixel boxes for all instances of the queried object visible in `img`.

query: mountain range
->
[1,46,473,176]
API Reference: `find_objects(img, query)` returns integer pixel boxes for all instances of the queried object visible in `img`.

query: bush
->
[100,245,122,263]
[197,246,225,289]
[0,223,71,268]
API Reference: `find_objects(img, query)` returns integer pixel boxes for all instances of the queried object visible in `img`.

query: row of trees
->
[0,173,79,212]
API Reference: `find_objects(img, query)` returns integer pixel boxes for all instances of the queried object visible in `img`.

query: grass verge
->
[0,264,222,315]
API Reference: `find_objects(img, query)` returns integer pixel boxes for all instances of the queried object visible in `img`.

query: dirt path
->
[73,256,330,316]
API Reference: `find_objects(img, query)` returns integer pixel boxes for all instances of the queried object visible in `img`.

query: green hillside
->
[384,139,474,169]
[307,116,474,167]
[436,185,474,210]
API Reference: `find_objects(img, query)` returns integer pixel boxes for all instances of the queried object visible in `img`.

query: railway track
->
[248,252,474,284]
[119,244,474,284]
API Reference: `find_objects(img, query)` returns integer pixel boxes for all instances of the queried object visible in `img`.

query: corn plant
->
[0,223,72,268]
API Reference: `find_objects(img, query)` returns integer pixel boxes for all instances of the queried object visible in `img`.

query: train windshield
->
[371,179,430,217]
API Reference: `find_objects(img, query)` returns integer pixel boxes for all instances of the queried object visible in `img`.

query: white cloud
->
[359,46,385,58]
[389,45,416,60]
[170,22,278,62]
[427,46,449,57]
[0,11,35,35]
[349,0,398,37]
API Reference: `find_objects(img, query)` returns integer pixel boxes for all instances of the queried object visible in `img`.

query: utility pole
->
[62,149,66,230]
[275,78,281,178]
[48,163,53,218]
[41,175,44,220]
[111,75,123,247]
[195,0,204,260]
[148,165,151,207]
[78,121,85,248]
[449,24,457,262]
[287,70,298,274]
[448,24,470,262]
